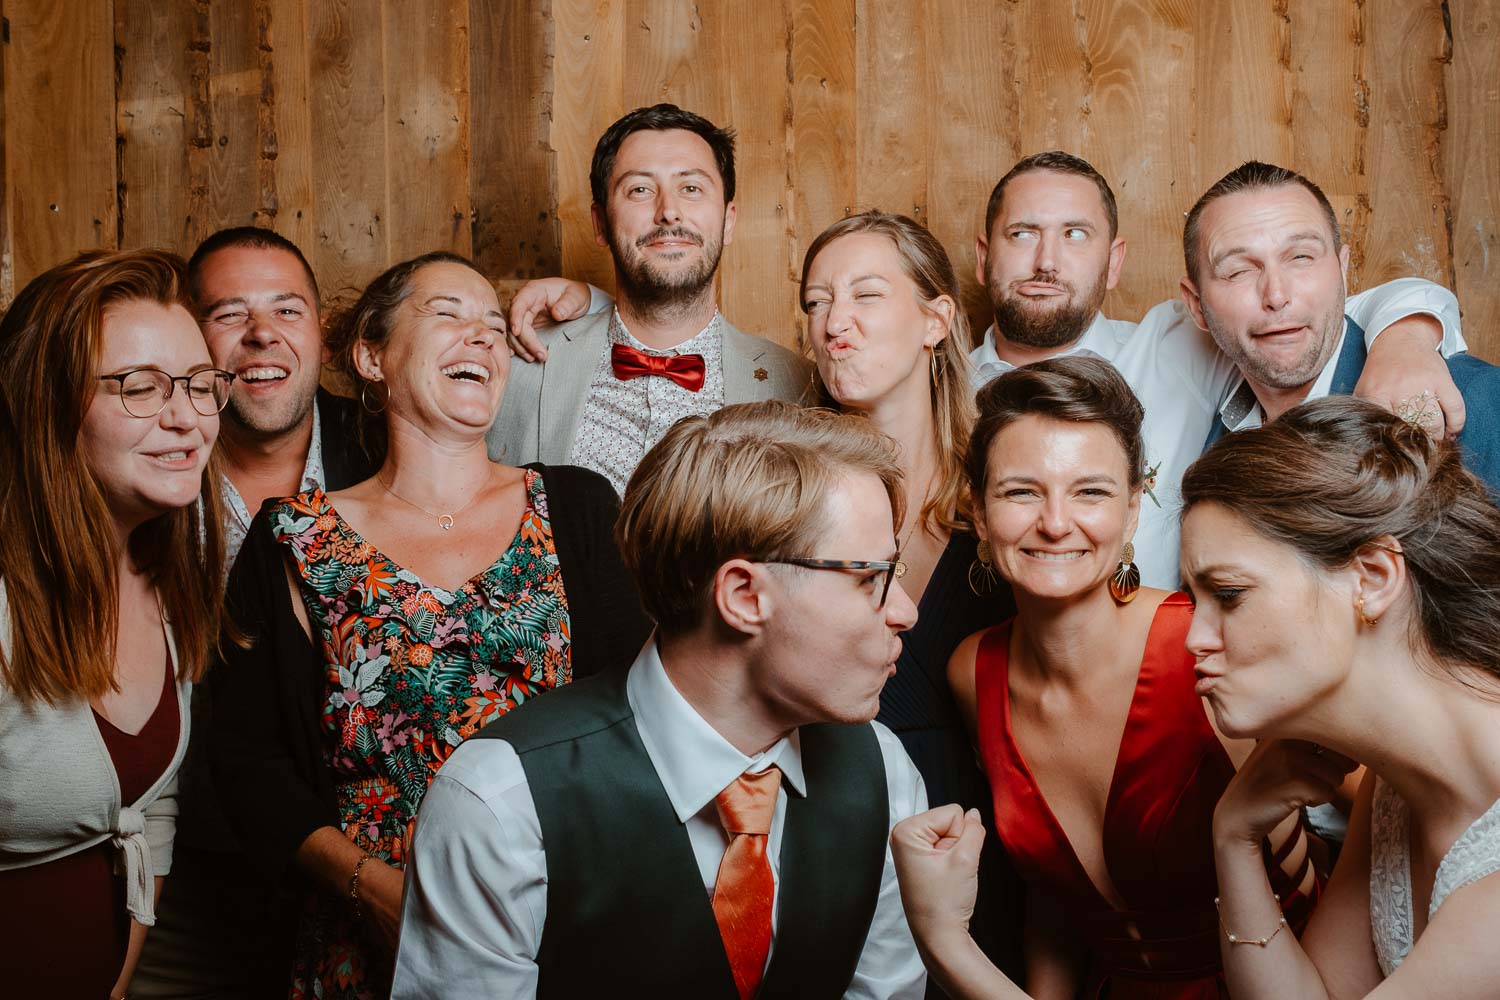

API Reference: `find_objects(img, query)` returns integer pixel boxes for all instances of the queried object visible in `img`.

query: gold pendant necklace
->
[375,475,485,531]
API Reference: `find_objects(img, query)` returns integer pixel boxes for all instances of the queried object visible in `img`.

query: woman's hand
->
[892,805,985,946]
[1213,739,1359,849]
[356,858,407,951]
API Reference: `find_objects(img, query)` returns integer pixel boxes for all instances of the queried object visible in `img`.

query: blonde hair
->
[616,401,905,631]
[799,211,976,533]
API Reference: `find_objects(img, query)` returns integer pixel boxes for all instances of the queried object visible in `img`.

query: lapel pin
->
[754,367,768,382]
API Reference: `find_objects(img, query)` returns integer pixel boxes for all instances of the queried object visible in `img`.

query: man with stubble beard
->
[968,151,1471,590]
[487,104,809,498]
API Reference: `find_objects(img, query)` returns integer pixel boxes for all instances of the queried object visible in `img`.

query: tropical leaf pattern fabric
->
[274,470,570,999]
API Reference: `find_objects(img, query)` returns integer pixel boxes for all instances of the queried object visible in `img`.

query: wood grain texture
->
[307,0,388,305]
[551,0,625,291]
[116,0,193,250]
[264,0,317,255]
[470,0,560,282]
[5,0,117,288]
[1362,0,1452,287]
[3,0,1498,358]
[854,0,927,217]
[384,0,471,263]
[1074,0,1195,321]
[1193,0,1292,185]
[713,0,799,345]
[925,0,1017,341]
[1444,0,1500,360]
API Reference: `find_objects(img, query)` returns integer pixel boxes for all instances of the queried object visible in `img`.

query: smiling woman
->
[0,249,232,998]
[909,355,1319,1000]
[207,250,651,998]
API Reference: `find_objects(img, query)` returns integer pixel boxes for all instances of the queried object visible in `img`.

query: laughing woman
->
[209,252,649,999]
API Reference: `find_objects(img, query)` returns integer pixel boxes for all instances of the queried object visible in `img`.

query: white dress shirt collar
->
[967,311,1122,386]
[625,638,806,824]
[1217,324,1348,433]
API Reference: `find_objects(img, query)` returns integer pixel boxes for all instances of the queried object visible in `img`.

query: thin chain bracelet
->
[1213,893,1288,946]
[349,853,375,920]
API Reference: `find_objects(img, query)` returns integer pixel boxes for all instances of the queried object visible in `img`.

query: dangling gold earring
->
[968,538,1001,596]
[1109,541,1140,604]
[1356,596,1380,628]
[929,345,940,388]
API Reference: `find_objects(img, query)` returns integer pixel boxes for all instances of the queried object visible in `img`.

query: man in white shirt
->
[395,401,928,999]
[487,104,808,496]
[968,152,1467,588]
[1183,159,1500,491]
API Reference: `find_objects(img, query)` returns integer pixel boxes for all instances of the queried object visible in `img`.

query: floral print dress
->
[271,470,570,999]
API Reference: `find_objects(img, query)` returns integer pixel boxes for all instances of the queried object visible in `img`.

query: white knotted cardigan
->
[0,580,188,926]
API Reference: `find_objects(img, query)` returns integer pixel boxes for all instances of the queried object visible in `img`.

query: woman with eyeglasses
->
[0,250,234,998]
[207,252,650,998]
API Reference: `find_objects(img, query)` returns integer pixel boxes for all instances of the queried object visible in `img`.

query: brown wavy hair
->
[0,250,231,704]
[1181,396,1500,686]
[799,211,976,535]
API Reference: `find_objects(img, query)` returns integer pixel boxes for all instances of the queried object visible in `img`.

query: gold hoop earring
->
[1109,541,1140,605]
[968,538,1001,597]
[359,379,386,414]
[1356,596,1379,628]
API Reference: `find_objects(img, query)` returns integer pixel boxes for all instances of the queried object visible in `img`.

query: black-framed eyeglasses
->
[97,368,237,418]
[761,556,907,607]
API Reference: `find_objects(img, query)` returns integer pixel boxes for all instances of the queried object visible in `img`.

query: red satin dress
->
[975,593,1316,998]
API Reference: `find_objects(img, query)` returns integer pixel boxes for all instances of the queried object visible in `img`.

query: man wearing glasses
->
[393,401,929,999]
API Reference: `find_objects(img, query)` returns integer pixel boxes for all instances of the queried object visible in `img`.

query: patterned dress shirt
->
[568,309,727,497]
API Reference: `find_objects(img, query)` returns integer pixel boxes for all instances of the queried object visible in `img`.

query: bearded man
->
[486,104,808,496]
[968,151,1469,588]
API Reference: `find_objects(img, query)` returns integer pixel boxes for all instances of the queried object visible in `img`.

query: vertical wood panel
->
[925,0,1018,339]
[194,0,263,236]
[1445,0,1500,360]
[715,0,799,345]
[116,0,193,250]
[1193,0,1292,186]
[788,0,856,268]
[1288,0,1366,283]
[470,0,561,282]
[384,0,472,263]
[855,0,927,216]
[1362,0,1451,286]
[265,0,317,255]
[551,0,625,292]
[1013,0,1092,156]
[1081,0,1195,319]
[5,1,117,288]
[308,0,389,304]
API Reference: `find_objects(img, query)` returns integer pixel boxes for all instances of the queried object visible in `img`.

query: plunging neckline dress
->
[974,593,1316,998]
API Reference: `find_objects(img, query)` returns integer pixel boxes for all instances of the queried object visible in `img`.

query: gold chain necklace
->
[375,475,485,531]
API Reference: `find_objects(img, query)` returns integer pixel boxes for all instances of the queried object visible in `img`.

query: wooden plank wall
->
[2,0,1497,359]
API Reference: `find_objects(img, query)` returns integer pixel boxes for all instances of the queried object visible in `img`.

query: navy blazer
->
[1204,317,1500,495]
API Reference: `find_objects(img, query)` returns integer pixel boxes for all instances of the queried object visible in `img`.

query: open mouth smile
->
[440,362,491,385]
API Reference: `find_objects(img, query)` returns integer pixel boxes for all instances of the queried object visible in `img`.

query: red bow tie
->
[610,343,707,392]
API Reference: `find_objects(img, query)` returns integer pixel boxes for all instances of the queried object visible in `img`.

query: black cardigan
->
[207,462,651,876]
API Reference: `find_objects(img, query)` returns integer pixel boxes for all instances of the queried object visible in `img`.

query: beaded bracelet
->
[349,853,375,920]
[1213,893,1288,947]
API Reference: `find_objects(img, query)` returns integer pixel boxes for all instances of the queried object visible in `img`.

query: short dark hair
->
[1183,161,1341,283]
[966,355,1146,498]
[589,103,737,207]
[186,226,320,311]
[983,151,1119,240]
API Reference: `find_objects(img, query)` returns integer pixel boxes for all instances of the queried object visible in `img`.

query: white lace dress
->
[1368,777,1500,975]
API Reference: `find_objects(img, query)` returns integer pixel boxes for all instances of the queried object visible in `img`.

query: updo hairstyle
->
[1181,395,1500,683]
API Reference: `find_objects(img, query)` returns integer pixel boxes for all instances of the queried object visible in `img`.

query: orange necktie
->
[711,766,782,1000]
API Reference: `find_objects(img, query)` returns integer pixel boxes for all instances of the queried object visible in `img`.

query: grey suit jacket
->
[487,311,811,465]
